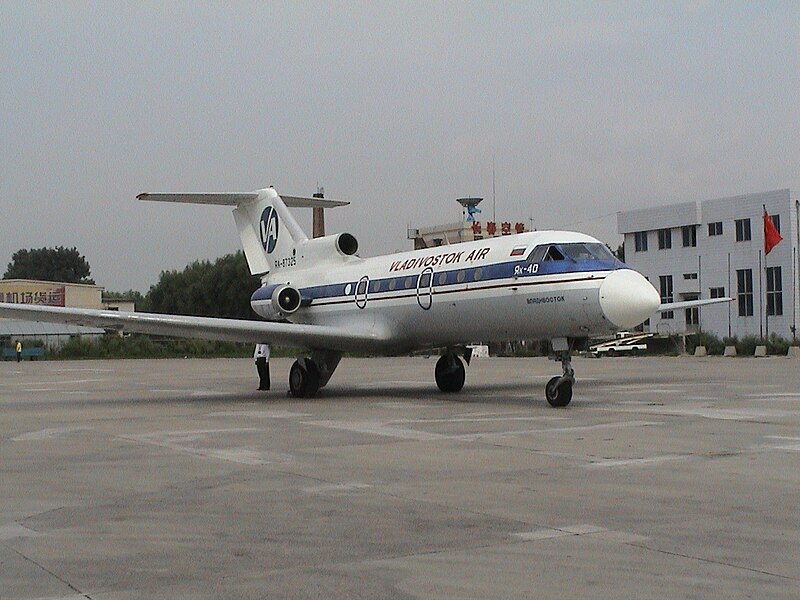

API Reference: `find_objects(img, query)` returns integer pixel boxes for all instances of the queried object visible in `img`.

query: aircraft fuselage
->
[251,230,655,353]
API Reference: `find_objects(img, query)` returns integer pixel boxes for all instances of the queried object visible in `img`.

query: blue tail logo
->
[259,206,279,253]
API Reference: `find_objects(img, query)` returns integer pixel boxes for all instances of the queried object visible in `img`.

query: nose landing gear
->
[546,340,574,407]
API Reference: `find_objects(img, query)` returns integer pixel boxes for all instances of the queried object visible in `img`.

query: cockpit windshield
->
[527,242,616,263]
[561,243,616,262]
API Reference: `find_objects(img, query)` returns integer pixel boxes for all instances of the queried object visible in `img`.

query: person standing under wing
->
[254,343,270,391]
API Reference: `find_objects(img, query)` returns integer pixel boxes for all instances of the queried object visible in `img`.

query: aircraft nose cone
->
[599,269,661,330]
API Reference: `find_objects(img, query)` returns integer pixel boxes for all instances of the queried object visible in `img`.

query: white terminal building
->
[618,189,799,342]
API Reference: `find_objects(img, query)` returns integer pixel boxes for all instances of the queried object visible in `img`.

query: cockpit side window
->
[526,245,565,263]
[526,245,546,263]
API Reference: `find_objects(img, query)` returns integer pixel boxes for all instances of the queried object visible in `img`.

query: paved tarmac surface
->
[1,355,799,599]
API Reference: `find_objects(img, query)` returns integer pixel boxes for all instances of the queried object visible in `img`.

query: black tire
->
[545,376,572,407]
[435,354,465,393]
[289,360,320,398]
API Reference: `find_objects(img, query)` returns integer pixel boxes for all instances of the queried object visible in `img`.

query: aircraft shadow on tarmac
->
[76,379,590,408]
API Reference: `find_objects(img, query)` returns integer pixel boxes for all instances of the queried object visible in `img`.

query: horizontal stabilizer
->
[137,193,259,206]
[136,193,349,208]
[280,195,349,208]
[658,297,733,312]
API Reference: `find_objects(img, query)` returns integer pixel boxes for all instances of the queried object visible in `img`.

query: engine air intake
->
[273,285,301,314]
[337,233,358,256]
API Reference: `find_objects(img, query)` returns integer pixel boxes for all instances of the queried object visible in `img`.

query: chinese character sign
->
[3,286,65,306]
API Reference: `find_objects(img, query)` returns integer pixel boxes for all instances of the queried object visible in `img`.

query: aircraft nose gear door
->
[417,267,433,310]
[355,276,369,309]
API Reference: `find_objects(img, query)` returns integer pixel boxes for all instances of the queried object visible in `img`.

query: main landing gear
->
[288,350,342,398]
[545,339,574,407]
[435,348,471,393]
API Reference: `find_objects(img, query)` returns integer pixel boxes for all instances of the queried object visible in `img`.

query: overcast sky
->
[2,2,798,292]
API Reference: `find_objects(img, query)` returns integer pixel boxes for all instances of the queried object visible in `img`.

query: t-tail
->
[137,188,350,276]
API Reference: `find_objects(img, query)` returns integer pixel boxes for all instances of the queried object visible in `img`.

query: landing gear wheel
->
[435,354,465,393]
[289,360,320,398]
[546,376,572,407]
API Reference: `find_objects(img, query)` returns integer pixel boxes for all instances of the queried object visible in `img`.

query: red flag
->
[763,208,782,255]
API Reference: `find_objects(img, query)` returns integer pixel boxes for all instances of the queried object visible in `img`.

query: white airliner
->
[0,188,729,406]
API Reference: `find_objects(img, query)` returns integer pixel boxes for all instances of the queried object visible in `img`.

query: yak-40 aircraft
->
[0,188,730,406]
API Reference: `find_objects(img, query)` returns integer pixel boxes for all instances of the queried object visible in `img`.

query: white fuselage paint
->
[251,230,647,354]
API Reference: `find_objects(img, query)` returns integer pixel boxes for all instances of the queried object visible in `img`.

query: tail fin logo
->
[259,206,279,253]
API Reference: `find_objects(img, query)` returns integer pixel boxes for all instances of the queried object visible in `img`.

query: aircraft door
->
[355,276,369,309]
[417,267,433,310]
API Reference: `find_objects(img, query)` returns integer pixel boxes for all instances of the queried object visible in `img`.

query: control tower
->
[408,197,526,249]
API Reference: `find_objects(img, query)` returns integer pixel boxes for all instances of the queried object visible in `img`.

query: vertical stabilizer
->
[232,188,309,275]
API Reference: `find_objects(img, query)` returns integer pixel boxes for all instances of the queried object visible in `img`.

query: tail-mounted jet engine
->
[251,283,302,321]
[295,232,359,267]
[272,284,301,315]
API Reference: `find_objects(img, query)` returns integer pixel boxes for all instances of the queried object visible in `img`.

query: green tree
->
[3,246,94,284]
[146,251,259,318]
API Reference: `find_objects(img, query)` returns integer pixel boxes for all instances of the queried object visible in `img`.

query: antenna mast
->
[492,156,496,223]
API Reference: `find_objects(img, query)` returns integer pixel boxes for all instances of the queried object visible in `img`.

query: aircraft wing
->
[658,297,734,312]
[0,303,385,352]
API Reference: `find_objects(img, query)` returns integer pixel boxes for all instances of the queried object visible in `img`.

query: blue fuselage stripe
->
[251,259,621,304]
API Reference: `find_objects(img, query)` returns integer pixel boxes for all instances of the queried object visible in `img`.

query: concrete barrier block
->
[724,346,737,357]
[693,346,707,357]
[788,346,800,358]
[754,345,767,357]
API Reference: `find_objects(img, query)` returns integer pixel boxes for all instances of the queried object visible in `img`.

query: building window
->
[683,273,698,280]
[682,225,697,247]
[634,231,648,252]
[766,266,783,316]
[708,222,723,236]
[736,269,753,317]
[710,287,725,299]
[659,275,673,319]
[686,306,699,326]
[735,218,751,242]
[657,228,672,250]
[770,214,781,234]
